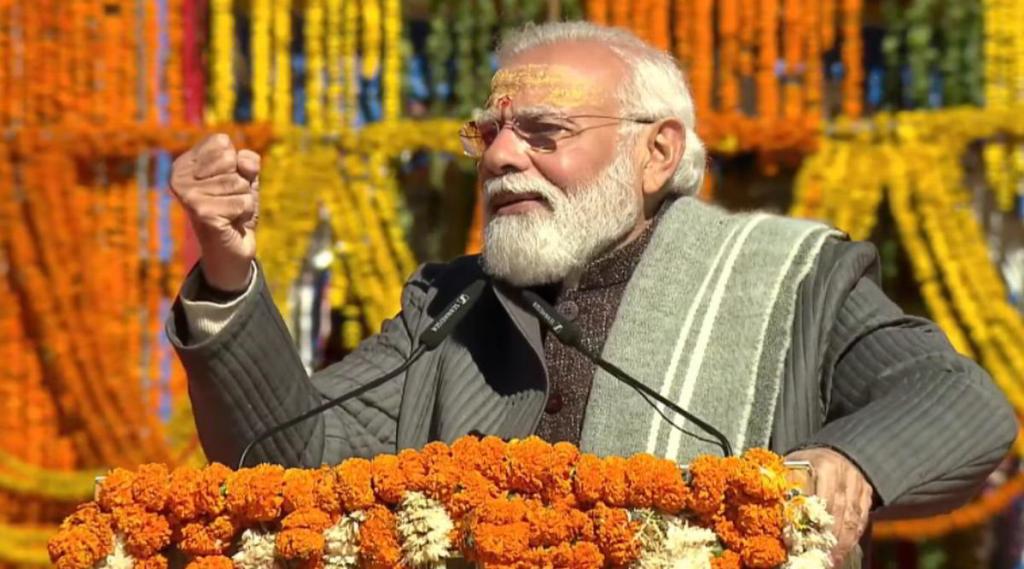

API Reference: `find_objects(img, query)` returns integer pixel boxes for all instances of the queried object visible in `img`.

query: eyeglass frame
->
[458,107,659,158]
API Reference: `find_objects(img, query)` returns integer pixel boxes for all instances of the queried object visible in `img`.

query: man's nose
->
[479,125,532,178]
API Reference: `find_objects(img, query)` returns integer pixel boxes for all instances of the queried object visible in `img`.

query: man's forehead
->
[485,63,606,110]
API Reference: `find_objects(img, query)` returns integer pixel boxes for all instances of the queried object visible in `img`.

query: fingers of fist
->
[170,134,261,225]
[191,193,258,228]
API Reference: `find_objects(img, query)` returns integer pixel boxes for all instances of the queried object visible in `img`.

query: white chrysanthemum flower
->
[232,529,280,569]
[664,522,718,549]
[781,549,832,569]
[396,492,454,568]
[801,496,832,528]
[95,534,134,569]
[784,494,838,557]
[634,512,720,569]
[324,511,366,569]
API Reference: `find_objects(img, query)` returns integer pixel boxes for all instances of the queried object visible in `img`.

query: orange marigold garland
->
[50,437,836,567]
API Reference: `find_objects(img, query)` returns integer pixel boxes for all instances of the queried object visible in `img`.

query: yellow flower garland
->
[209,0,235,124]
[344,0,360,127]
[326,0,345,130]
[382,0,402,120]
[982,0,1024,211]
[305,0,326,132]
[251,0,271,121]
[361,0,382,81]
[273,0,293,130]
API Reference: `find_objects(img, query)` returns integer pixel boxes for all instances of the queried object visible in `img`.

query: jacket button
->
[545,391,564,413]
[560,300,579,320]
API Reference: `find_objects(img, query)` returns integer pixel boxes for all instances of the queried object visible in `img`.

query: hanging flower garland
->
[382,0,402,121]
[272,0,293,130]
[210,0,236,124]
[49,438,836,569]
[251,0,272,122]
[306,0,326,131]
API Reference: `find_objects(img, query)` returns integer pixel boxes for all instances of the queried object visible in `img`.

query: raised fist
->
[170,134,261,292]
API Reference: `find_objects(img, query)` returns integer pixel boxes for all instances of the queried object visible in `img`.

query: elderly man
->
[167,22,1016,565]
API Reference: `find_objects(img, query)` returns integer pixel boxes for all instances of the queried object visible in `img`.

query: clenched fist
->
[170,134,261,292]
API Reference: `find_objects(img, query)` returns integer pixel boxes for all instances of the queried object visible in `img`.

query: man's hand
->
[170,134,261,292]
[786,447,874,567]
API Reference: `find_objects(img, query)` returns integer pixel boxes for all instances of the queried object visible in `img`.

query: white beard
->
[480,149,642,287]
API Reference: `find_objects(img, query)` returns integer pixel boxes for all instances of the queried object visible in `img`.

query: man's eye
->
[524,122,569,136]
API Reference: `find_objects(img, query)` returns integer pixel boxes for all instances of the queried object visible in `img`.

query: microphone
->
[237,279,488,469]
[521,290,733,457]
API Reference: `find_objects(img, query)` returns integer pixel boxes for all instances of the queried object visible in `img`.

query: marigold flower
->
[688,455,739,519]
[98,468,137,511]
[371,454,407,505]
[48,505,114,569]
[225,464,285,522]
[570,541,605,569]
[742,448,785,472]
[134,555,169,569]
[197,464,232,517]
[336,458,375,511]
[422,450,461,502]
[283,468,319,512]
[277,528,326,560]
[184,555,234,569]
[132,463,171,512]
[472,436,511,487]
[444,470,499,519]
[167,467,203,523]
[112,505,172,558]
[313,466,342,515]
[602,456,629,507]
[526,504,575,547]
[711,550,742,569]
[573,454,606,506]
[282,508,334,532]
[359,505,403,569]
[178,515,237,556]
[590,503,640,566]
[542,442,580,503]
[397,448,429,493]
[506,437,555,495]
[735,502,784,537]
[474,496,529,525]
[471,521,530,564]
[625,454,662,509]
[714,516,744,550]
[740,535,788,568]
[449,435,482,469]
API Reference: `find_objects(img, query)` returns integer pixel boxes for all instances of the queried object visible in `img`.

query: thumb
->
[236,149,261,183]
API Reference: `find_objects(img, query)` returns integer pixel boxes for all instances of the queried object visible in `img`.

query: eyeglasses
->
[458,113,657,158]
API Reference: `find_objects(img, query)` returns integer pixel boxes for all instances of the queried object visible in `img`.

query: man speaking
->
[167,22,1017,565]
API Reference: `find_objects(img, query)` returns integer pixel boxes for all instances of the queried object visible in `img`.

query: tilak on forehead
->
[485,64,598,109]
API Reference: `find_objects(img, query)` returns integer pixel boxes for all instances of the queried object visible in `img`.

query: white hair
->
[496,22,707,197]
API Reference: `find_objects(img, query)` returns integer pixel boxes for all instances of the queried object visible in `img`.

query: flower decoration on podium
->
[49,437,834,569]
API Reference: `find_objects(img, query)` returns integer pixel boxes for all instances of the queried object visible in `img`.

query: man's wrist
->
[197,262,254,302]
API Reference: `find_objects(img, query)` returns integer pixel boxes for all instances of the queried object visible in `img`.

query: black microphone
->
[237,279,488,469]
[521,289,733,457]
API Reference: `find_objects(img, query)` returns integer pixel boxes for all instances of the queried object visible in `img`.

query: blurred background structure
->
[0,0,1023,566]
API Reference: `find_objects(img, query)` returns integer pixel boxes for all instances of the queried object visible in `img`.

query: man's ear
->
[642,118,685,196]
